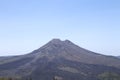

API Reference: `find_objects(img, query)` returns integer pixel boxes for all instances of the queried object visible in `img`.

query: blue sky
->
[0,0,120,56]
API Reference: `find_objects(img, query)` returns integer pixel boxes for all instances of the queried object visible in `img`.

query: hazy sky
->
[0,0,120,56]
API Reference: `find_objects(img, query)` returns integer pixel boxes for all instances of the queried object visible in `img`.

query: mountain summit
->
[0,39,120,80]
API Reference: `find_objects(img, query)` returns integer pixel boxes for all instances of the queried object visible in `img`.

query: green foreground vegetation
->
[98,72,120,80]
[0,77,32,80]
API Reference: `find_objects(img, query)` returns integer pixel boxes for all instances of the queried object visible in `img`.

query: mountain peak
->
[50,39,72,44]
[32,39,76,55]
[48,39,73,45]
[50,38,62,43]
[31,39,73,54]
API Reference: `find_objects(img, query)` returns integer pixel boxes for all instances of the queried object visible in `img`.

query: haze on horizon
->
[0,0,120,56]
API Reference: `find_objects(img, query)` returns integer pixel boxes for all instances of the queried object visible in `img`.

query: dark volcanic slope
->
[0,39,120,80]
[118,56,120,58]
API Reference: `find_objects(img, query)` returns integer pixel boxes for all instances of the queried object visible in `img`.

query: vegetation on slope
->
[98,72,120,80]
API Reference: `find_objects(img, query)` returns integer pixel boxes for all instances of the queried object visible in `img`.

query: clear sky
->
[0,0,120,56]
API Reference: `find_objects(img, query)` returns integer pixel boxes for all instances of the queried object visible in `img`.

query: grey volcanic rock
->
[0,39,120,80]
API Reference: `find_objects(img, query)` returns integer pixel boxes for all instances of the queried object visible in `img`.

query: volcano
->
[0,39,120,80]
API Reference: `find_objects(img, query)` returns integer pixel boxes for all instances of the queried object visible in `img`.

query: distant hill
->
[0,39,120,80]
